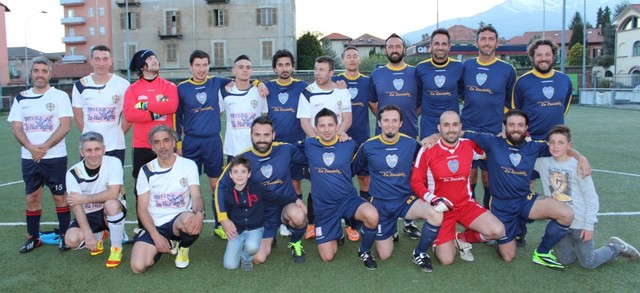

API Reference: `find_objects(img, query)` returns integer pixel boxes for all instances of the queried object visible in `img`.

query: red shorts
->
[434,200,487,245]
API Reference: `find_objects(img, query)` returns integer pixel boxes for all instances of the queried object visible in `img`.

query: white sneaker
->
[609,236,640,261]
[279,224,291,237]
[455,232,474,262]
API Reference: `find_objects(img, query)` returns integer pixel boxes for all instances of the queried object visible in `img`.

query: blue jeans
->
[555,228,618,269]
[223,227,264,269]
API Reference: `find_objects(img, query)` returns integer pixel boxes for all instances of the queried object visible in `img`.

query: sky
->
[2,0,507,53]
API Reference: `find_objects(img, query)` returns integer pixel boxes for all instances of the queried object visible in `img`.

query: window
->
[70,47,77,55]
[120,12,140,30]
[622,16,639,31]
[256,7,277,26]
[98,7,105,17]
[87,7,94,18]
[9,64,19,78]
[125,43,137,61]
[89,27,95,36]
[261,40,273,61]
[68,28,76,37]
[166,43,177,62]
[68,9,74,18]
[208,9,226,27]
[165,10,181,35]
[99,26,106,36]
[633,41,640,56]
[212,41,225,67]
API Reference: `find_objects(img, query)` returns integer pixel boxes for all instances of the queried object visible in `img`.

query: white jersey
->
[219,85,267,156]
[66,156,124,214]
[72,74,130,152]
[136,155,200,226]
[7,87,73,159]
[296,82,351,127]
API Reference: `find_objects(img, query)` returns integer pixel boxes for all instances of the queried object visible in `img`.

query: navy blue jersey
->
[415,58,464,138]
[333,73,372,145]
[176,76,230,138]
[460,58,516,134]
[353,134,420,200]
[369,64,421,139]
[512,69,572,140]
[265,79,308,143]
[303,136,359,211]
[463,131,550,200]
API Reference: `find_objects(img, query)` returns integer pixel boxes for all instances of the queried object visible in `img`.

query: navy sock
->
[416,221,440,254]
[56,206,71,235]
[471,183,477,201]
[179,231,200,248]
[537,220,570,254]
[211,197,220,228]
[26,209,42,238]
[307,193,314,224]
[483,186,491,209]
[290,226,306,243]
[359,190,370,201]
[295,193,303,201]
[359,226,376,252]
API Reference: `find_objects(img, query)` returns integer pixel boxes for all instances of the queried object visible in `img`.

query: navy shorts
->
[290,163,308,181]
[22,157,67,195]
[314,195,367,244]
[371,195,416,240]
[490,193,537,244]
[262,205,285,239]
[183,134,224,178]
[135,214,181,245]
[472,159,488,171]
[69,209,108,232]
[105,149,126,167]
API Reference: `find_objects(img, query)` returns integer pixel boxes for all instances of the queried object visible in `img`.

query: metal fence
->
[579,88,640,110]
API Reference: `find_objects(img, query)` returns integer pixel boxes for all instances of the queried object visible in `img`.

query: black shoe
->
[358,250,377,270]
[392,232,399,242]
[403,224,421,239]
[412,250,433,272]
[20,236,42,253]
[515,235,526,248]
[337,234,345,246]
[58,234,70,252]
[272,237,278,248]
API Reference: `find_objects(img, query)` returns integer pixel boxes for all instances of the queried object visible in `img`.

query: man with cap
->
[123,49,179,229]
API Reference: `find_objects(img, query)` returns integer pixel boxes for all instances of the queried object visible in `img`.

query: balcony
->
[206,0,229,4]
[62,36,87,44]
[116,0,141,7]
[60,0,85,6]
[158,28,182,40]
[62,55,88,63]
[61,16,85,25]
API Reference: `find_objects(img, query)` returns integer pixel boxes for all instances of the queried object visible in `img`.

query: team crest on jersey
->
[434,75,446,88]
[542,86,554,99]
[278,92,289,104]
[337,101,342,109]
[385,154,398,168]
[447,159,459,173]
[476,73,487,86]
[112,95,120,104]
[179,177,187,187]
[251,99,258,109]
[509,153,521,167]
[322,152,335,166]
[348,87,358,99]
[260,165,273,178]
[196,92,207,104]
[393,79,404,91]
[45,103,56,112]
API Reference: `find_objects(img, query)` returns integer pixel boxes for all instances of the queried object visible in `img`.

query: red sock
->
[458,229,484,243]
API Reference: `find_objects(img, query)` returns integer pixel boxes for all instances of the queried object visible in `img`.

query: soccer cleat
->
[19,236,42,253]
[175,247,190,269]
[454,233,474,262]
[279,224,291,237]
[337,234,346,246]
[90,230,108,256]
[412,250,433,272]
[214,226,227,240]
[106,247,123,268]
[515,235,526,248]
[358,250,378,270]
[241,259,253,271]
[345,226,360,242]
[392,232,399,242]
[58,234,70,252]
[288,240,306,263]
[532,250,564,269]
[169,240,179,255]
[305,224,316,239]
[609,237,640,261]
[403,223,421,239]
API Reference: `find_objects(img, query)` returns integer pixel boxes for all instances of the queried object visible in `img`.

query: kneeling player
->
[411,111,505,265]
[130,125,205,274]
[65,132,127,268]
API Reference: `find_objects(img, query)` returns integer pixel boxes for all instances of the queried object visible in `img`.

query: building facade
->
[615,4,640,77]
[60,0,113,63]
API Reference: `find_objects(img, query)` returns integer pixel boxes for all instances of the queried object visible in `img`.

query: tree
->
[602,22,616,56]
[603,6,612,25]
[596,7,604,27]
[614,1,630,19]
[321,37,340,68]
[568,12,584,49]
[567,43,586,66]
[296,32,323,70]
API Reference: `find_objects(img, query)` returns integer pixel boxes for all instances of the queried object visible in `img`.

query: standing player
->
[369,33,422,238]
[303,109,378,268]
[415,28,464,138]
[130,125,204,273]
[123,49,178,228]
[176,50,232,240]
[353,104,443,272]
[220,55,268,160]
[333,46,372,241]
[216,116,308,264]
[297,56,352,239]
[460,26,516,209]
[411,111,505,265]
[8,56,73,253]
[64,132,126,268]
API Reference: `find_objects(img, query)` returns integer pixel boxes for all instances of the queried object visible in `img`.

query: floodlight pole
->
[582,0,586,89]
[560,0,566,72]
